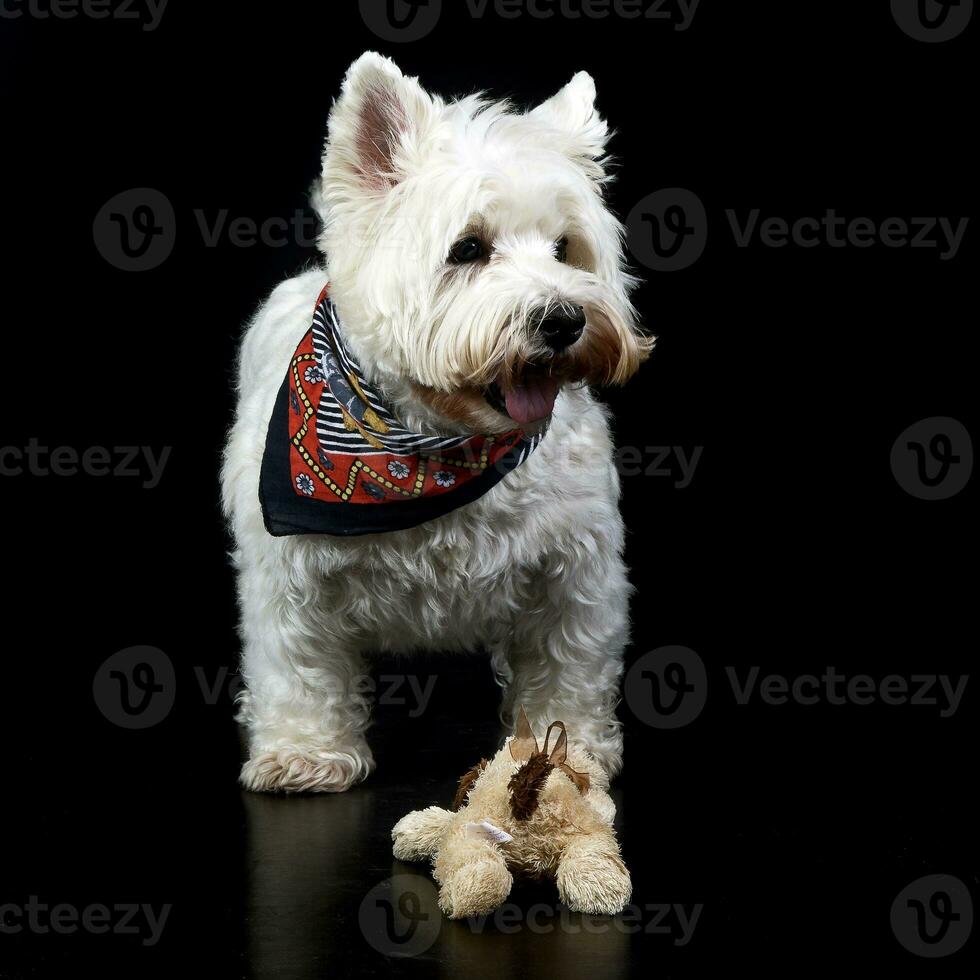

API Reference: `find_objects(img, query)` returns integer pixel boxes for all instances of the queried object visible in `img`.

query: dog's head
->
[315,52,652,433]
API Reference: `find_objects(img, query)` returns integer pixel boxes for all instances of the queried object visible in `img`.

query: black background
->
[1,1,975,977]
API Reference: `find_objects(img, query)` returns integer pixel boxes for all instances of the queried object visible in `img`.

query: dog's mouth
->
[485,367,561,426]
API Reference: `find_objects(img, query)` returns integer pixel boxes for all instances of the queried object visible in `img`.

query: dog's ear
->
[325,52,435,192]
[529,71,609,162]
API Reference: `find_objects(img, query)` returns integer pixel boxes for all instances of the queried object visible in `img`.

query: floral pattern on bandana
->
[260,285,549,536]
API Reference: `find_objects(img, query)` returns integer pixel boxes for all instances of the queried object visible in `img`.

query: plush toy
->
[391,707,631,919]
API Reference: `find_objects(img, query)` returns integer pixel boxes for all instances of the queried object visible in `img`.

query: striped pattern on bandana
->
[259,285,547,537]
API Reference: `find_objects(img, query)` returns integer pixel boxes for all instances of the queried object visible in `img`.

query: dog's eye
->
[555,236,569,264]
[449,236,485,264]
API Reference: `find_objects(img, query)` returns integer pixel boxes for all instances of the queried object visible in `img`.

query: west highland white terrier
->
[221,52,652,793]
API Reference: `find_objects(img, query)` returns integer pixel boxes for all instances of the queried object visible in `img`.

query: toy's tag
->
[464,821,513,845]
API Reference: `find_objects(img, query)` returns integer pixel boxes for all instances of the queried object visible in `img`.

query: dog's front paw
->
[240,745,374,794]
[571,735,622,780]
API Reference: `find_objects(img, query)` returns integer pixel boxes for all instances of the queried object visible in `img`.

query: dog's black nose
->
[536,306,586,352]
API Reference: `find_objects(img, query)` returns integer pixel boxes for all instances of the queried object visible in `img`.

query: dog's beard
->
[486,301,649,424]
[408,293,650,431]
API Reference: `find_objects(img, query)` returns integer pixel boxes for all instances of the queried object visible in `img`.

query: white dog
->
[222,52,652,793]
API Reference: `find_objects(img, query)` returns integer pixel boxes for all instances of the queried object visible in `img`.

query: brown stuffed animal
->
[391,707,631,919]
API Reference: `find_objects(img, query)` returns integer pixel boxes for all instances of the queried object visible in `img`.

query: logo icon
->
[93,188,176,271]
[891,874,973,957]
[625,646,707,729]
[891,417,972,500]
[93,646,176,729]
[359,874,441,957]
[627,188,708,272]
[359,0,442,43]
[891,0,973,42]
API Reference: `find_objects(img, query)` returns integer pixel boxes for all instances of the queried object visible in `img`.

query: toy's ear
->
[325,51,436,192]
[561,765,591,795]
[451,757,489,811]
[544,719,592,795]
[544,721,568,767]
[529,71,609,161]
[508,705,539,762]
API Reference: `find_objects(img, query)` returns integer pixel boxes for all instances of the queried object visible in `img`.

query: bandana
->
[260,286,546,536]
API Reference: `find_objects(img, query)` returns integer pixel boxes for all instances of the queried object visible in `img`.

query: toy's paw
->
[392,807,455,862]
[240,745,373,794]
[438,857,513,919]
[557,844,632,916]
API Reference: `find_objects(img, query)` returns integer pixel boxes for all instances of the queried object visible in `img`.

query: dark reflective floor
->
[7,658,975,978]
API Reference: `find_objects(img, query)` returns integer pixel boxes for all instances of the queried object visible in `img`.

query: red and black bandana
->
[260,286,546,537]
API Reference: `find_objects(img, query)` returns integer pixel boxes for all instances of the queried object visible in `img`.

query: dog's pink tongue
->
[504,376,560,425]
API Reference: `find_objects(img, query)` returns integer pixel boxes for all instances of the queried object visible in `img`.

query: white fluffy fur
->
[222,53,649,793]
